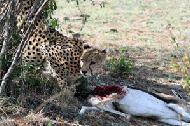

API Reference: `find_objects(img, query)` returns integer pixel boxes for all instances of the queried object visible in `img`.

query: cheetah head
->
[81,48,106,76]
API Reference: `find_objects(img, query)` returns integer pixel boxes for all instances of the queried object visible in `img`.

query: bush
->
[106,48,133,76]
[171,53,190,92]
[20,64,48,87]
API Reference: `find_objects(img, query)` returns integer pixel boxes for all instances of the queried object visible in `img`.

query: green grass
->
[53,0,190,49]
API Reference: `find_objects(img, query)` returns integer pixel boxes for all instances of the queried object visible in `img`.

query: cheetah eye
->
[91,61,96,64]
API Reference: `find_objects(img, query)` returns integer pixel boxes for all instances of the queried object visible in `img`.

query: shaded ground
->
[1,47,189,126]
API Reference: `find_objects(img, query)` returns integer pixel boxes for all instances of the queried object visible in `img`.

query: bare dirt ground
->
[1,0,190,125]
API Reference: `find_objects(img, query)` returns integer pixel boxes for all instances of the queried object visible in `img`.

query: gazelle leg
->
[79,106,99,114]
[98,106,131,119]
[167,103,190,122]
[159,118,189,126]
[79,105,131,119]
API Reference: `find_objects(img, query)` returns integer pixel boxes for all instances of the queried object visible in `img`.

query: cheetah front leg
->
[56,75,78,94]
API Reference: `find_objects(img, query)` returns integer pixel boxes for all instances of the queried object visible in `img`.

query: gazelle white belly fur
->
[119,88,190,125]
[81,87,190,126]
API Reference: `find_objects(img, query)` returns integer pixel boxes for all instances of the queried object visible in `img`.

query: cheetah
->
[1,0,87,87]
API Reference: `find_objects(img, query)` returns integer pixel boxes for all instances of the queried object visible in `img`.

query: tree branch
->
[0,0,11,47]
[0,0,11,22]
[0,0,12,60]
[0,20,9,58]
[0,0,49,95]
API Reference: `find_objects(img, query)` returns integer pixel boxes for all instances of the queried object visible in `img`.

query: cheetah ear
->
[84,44,92,49]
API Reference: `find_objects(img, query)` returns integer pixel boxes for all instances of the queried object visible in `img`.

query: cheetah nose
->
[82,71,87,75]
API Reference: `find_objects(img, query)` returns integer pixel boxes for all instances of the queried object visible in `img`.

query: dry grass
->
[53,0,190,50]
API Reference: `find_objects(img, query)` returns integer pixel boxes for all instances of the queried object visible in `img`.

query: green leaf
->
[48,121,52,126]
[48,18,59,29]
